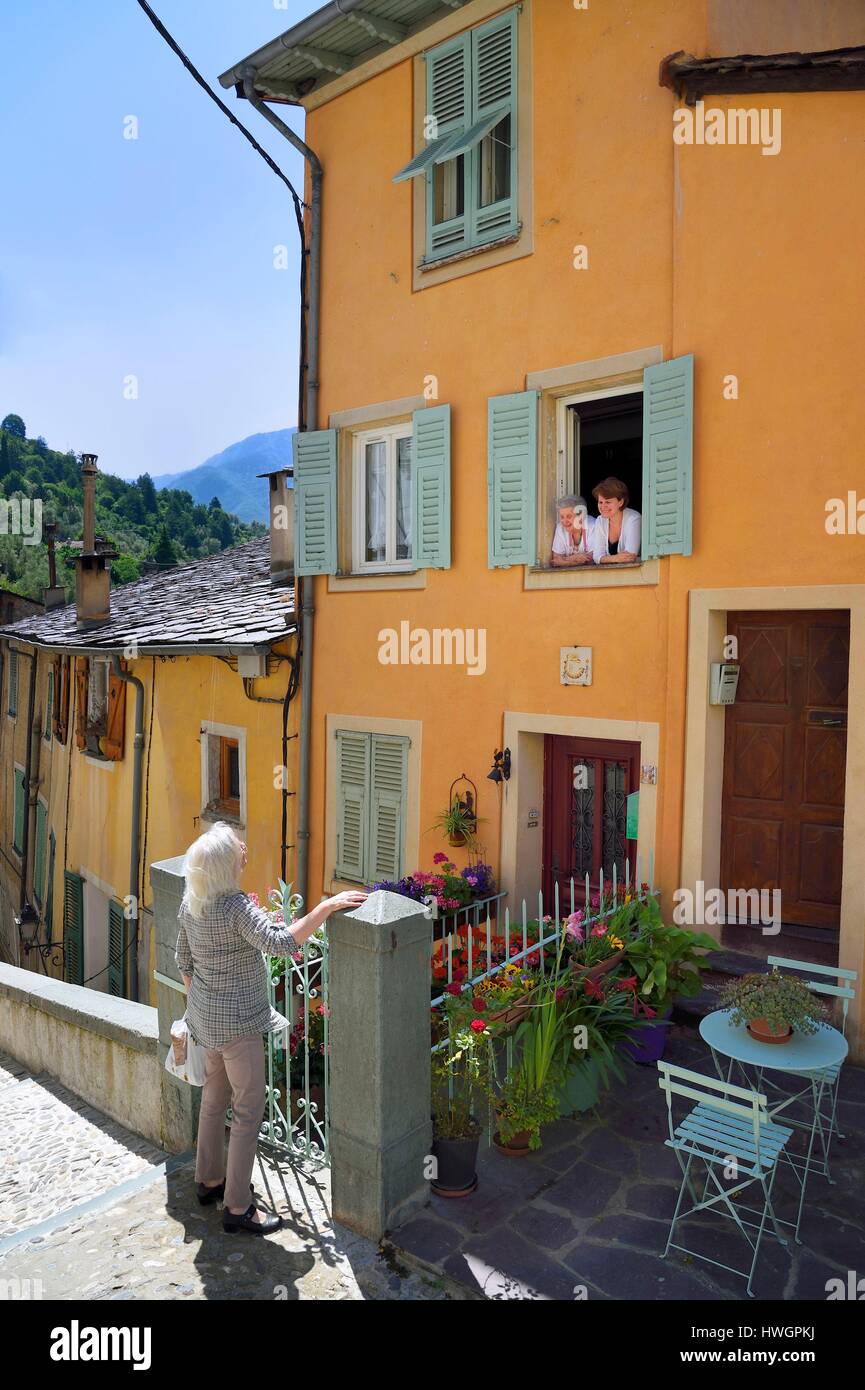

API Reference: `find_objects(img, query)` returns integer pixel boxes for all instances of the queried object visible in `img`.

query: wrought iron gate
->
[260,932,330,1168]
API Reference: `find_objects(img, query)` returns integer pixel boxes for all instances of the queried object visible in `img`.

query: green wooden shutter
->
[412,405,451,569]
[488,390,538,567]
[12,768,26,854]
[642,354,694,558]
[335,730,370,882]
[108,899,128,998]
[8,651,18,716]
[293,429,338,576]
[33,801,47,905]
[368,735,408,884]
[63,870,84,985]
[425,33,470,259]
[470,9,518,243]
[44,668,54,741]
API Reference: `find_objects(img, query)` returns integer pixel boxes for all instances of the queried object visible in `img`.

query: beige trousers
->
[195,1034,265,1212]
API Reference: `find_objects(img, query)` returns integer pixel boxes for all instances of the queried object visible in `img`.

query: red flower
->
[452,967,467,983]
[470,1019,487,1034]
[615,975,638,993]
[555,986,568,1003]
[471,997,487,1012]
[433,852,448,864]
[583,976,605,1000]
[445,983,462,997]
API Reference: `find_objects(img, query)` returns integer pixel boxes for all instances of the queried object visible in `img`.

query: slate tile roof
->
[0,538,296,651]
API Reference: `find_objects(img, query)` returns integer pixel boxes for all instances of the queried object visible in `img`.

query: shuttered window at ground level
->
[487,356,695,568]
[108,899,128,998]
[12,767,26,854]
[63,871,84,985]
[335,730,409,885]
[394,9,519,263]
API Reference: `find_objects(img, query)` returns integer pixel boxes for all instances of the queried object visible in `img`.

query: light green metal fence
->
[260,934,330,1169]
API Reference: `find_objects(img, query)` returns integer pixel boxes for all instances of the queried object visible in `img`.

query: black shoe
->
[196,1181,254,1206]
[222,1202,283,1236]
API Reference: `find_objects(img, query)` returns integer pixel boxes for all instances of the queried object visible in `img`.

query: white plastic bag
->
[164,1015,206,1086]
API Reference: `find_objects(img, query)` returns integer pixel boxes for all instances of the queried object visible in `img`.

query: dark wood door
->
[720,611,849,928]
[543,735,639,912]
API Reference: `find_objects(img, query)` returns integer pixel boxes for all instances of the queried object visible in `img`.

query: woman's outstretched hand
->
[324,890,369,916]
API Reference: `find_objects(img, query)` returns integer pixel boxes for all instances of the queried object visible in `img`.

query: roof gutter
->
[241,68,323,912]
[219,0,371,89]
[0,638,291,658]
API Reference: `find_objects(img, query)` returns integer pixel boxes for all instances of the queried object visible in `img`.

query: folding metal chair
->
[657,1061,797,1297]
[766,956,858,1162]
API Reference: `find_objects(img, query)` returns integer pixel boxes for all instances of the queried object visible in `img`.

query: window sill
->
[202,802,244,829]
[328,570,427,593]
[524,559,660,590]
[419,226,522,274]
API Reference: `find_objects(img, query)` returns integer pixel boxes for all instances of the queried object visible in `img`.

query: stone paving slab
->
[391,1029,865,1301]
[0,1050,167,1237]
[0,1149,456,1301]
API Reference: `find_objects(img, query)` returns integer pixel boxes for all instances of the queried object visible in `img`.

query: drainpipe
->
[111,654,145,1002]
[242,68,322,908]
[18,648,37,918]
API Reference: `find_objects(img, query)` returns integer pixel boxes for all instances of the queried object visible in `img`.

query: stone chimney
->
[75,455,116,630]
[42,522,66,609]
[259,466,294,587]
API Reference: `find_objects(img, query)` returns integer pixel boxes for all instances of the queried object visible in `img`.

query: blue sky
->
[1,1,319,480]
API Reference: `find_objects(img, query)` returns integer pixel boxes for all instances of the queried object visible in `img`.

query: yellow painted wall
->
[297,1,865,1049]
[0,639,299,1001]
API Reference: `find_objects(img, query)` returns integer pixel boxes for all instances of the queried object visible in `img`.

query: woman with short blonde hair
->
[176,823,366,1235]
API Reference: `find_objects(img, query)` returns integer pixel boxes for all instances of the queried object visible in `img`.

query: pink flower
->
[433,852,448,864]
[247,892,260,906]
[565,913,584,942]
[470,1019,487,1034]
[591,924,607,937]
[466,876,478,887]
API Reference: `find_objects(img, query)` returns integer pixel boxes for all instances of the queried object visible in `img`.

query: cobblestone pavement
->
[0,1050,453,1301]
[0,1050,167,1237]
[392,1030,865,1301]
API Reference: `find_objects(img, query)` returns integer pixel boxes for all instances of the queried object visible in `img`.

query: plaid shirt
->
[175,892,298,1050]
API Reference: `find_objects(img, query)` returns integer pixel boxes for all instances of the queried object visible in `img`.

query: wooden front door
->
[543,736,639,911]
[720,611,849,928]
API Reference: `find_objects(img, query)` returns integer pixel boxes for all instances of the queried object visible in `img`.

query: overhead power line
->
[134,0,307,230]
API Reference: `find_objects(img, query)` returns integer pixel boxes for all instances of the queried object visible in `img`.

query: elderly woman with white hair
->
[549,494,595,567]
[175,822,366,1236]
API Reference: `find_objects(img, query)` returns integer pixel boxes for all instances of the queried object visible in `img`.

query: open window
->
[201,722,246,827]
[557,388,644,518]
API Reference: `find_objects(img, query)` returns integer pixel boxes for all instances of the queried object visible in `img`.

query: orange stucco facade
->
[293,1,865,1051]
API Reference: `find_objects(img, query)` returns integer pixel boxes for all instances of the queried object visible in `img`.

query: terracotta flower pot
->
[571,948,625,982]
[747,1017,794,1045]
[486,989,537,1028]
[493,1129,533,1157]
[448,830,467,847]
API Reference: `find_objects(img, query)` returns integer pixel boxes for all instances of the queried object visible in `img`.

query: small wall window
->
[352,424,413,573]
[201,722,246,827]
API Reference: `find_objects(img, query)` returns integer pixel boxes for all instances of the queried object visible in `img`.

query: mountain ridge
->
[155,427,295,522]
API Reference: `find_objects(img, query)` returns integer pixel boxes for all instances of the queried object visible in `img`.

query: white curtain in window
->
[396,436,412,560]
[365,442,387,561]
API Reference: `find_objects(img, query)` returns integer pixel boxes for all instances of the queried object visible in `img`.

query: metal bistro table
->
[699,1010,848,1242]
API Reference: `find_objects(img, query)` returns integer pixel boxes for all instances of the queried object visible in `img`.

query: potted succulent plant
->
[717,968,827,1044]
[431,798,482,848]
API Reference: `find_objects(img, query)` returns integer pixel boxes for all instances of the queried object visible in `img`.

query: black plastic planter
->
[431,1132,480,1197]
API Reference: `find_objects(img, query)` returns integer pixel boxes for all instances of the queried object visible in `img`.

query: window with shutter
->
[412,405,451,569]
[108,899,128,998]
[100,666,127,761]
[12,766,26,855]
[394,8,518,264]
[293,429,338,576]
[642,355,694,558]
[8,650,18,717]
[335,730,370,882]
[368,735,408,883]
[63,871,85,985]
[33,800,47,905]
[44,669,54,743]
[45,831,56,943]
[352,423,414,573]
[488,390,539,568]
[334,729,409,885]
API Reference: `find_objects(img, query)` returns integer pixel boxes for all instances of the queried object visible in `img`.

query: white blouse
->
[591,507,641,563]
[552,516,595,557]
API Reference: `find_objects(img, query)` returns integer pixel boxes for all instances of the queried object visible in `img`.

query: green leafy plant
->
[622,896,718,1011]
[717,969,827,1036]
[432,994,494,1140]
[430,799,482,847]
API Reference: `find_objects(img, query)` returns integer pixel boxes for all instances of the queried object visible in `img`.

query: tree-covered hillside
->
[0,415,266,603]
